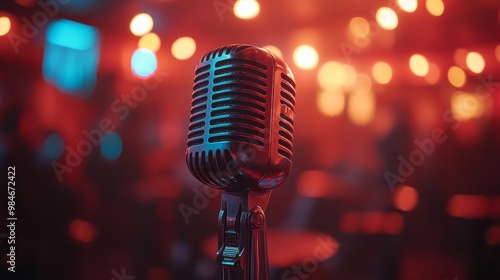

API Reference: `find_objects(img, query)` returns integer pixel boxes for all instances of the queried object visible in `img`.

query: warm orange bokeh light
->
[138,32,161,53]
[0,16,11,36]
[465,51,485,74]
[317,90,345,117]
[372,61,393,84]
[424,63,440,84]
[348,90,375,126]
[293,45,319,70]
[69,219,96,243]
[409,54,429,77]
[376,7,398,30]
[426,0,444,16]
[447,195,489,219]
[349,17,370,37]
[394,185,418,211]
[397,0,418,13]
[318,61,346,89]
[451,91,484,121]
[447,66,466,88]
[171,37,196,60]
[233,0,260,19]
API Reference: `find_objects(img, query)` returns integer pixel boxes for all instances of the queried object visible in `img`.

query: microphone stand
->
[217,190,271,280]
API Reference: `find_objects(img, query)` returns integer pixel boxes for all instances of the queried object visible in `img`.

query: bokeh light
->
[348,91,375,126]
[233,0,260,19]
[317,90,345,117]
[130,13,154,36]
[138,32,161,53]
[372,61,392,84]
[409,54,429,77]
[447,195,489,219]
[465,51,485,74]
[69,219,95,243]
[397,0,418,13]
[293,45,318,70]
[426,0,444,16]
[100,132,123,160]
[318,61,346,89]
[0,16,11,36]
[447,66,466,88]
[171,36,196,60]
[451,91,484,121]
[262,45,283,59]
[131,48,157,78]
[394,185,418,211]
[343,64,358,87]
[424,62,440,84]
[296,170,334,197]
[44,133,64,160]
[349,17,370,36]
[352,73,372,93]
[376,7,398,30]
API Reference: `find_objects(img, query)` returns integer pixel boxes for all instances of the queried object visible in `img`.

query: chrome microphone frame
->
[217,190,271,280]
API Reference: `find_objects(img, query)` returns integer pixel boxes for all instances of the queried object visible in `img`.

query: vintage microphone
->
[186,44,296,279]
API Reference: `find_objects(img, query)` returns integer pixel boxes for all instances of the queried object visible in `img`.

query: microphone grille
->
[188,45,270,148]
[277,72,296,160]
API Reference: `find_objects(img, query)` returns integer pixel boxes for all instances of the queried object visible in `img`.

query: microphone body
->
[186,44,296,192]
[186,44,296,279]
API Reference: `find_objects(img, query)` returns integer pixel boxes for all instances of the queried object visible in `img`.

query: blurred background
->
[1,0,500,279]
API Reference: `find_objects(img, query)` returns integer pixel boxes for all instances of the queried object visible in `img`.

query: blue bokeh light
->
[44,133,65,160]
[131,48,157,78]
[43,19,99,96]
[100,132,122,160]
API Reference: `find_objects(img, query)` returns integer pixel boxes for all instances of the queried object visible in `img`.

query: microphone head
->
[186,44,296,192]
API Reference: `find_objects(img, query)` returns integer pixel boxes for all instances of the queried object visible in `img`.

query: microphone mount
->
[217,190,271,280]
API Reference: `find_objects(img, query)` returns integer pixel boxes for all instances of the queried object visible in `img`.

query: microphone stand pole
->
[217,190,271,280]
